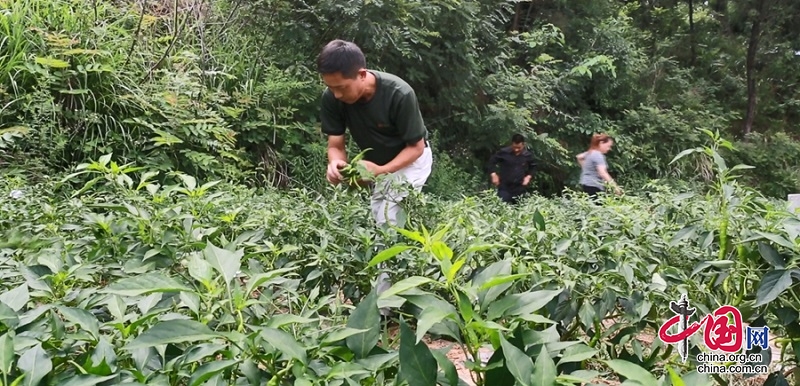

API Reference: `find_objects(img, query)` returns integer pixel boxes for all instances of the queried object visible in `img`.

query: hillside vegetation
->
[1,0,799,197]
[1,0,800,385]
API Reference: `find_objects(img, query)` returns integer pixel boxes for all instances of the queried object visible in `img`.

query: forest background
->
[2,0,799,200]
[4,1,800,385]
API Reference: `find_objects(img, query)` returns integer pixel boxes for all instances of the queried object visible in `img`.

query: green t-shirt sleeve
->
[393,90,427,144]
[320,89,346,136]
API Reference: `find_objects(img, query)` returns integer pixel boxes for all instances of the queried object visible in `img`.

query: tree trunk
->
[714,0,726,13]
[688,0,695,66]
[715,0,729,34]
[743,0,766,136]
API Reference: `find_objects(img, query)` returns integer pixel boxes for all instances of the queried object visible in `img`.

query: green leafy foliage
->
[2,0,800,198]
[0,145,797,385]
[2,0,800,382]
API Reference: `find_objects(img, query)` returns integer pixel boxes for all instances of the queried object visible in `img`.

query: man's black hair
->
[317,39,366,79]
[511,133,525,144]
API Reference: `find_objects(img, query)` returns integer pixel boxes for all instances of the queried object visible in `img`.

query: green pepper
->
[339,148,375,189]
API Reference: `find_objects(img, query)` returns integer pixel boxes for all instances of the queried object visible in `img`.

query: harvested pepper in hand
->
[339,148,375,189]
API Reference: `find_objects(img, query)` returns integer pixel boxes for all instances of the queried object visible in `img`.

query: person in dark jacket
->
[487,134,536,204]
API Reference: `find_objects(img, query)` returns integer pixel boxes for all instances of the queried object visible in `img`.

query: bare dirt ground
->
[423,337,493,386]
[411,317,787,386]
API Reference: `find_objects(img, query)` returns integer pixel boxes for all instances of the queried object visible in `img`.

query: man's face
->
[322,70,366,104]
[511,142,525,155]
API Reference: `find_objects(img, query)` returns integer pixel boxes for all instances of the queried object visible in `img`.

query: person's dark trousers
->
[581,184,603,203]
[498,184,526,204]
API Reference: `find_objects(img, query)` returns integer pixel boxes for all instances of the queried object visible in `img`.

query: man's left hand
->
[358,160,386,177]
[522,175,531,186]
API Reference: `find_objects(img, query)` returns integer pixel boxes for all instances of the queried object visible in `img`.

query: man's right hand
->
[491,173,500,186]
[326,160,348,184]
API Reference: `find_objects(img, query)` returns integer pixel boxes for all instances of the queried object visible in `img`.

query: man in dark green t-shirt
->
[317,39,433,227]
[317,39,433,317]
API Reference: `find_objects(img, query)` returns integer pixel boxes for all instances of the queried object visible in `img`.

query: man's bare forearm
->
[327,135,347,163]
[378,140,425,174]
[328,146,347,162]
